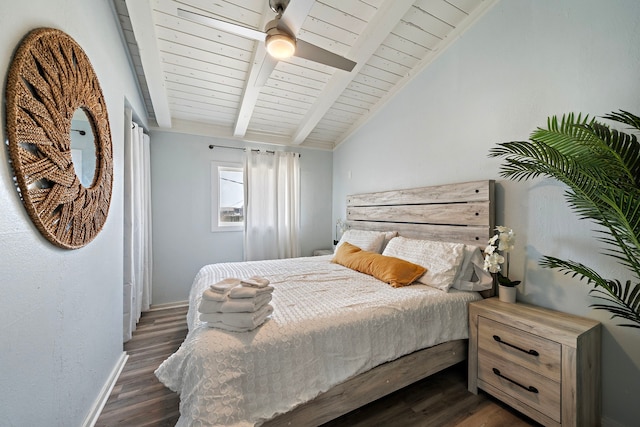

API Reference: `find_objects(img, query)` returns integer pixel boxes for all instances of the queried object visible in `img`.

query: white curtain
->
[244,150,300,261]
[123,111,153,342]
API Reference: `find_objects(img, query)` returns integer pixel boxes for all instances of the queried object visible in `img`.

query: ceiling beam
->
[290,0,415,145]
[126,0,172,128]
[233,0,316,137]
[233,54,274,137]
[233,0,273,137]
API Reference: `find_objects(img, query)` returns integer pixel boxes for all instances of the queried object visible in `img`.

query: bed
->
[155,180,495,426]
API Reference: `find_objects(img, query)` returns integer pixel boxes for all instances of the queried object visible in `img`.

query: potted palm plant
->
[484,226,520,303]
[489,110,640,328]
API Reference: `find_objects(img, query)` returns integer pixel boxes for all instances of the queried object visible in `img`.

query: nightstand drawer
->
[478,316,561,382]
[478,350,561,423]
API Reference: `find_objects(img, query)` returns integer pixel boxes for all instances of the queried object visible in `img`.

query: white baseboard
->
[149,300,189,311]
[83,351,129,427]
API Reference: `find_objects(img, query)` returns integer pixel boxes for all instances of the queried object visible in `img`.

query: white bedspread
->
[155,255,481,426]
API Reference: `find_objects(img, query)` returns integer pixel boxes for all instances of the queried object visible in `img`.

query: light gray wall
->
[150,130,333,305]
[0,1,146,425]
[333,1,640,425]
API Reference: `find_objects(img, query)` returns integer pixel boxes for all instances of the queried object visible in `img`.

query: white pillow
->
[382,236,465,291]
[336,229,386,253]
[381,231,398,252]
[451,245,494,292]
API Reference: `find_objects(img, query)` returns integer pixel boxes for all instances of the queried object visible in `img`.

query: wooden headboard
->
[345,180,495,247]
[345,180,496,297]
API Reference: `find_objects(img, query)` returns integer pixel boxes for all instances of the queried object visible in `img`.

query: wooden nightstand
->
[468,298,601,427]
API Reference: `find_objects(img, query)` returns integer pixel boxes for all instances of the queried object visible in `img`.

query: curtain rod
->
[208,144,300,157]
[131,121,148,133]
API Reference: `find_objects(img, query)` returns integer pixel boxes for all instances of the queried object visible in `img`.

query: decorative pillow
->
[332,242,427,288]
[451,245,494,291]
[335,229,387,253]
[381,231,398,252]
[453,244,475,284]
[382,236,465,291]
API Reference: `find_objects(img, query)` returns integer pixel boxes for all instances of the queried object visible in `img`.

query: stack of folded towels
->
[198,276,274,332]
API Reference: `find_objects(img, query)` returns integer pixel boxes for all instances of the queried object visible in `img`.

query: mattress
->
[155,255,482,426]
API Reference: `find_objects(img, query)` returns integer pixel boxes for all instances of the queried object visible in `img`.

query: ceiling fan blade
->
[178,6,355,72]
[253,55,278,87]
[294,39,356,72]
[177,8,266,42]
[277,0,313,37]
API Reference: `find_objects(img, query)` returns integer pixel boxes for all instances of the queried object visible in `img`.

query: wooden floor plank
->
[96,305,540,427]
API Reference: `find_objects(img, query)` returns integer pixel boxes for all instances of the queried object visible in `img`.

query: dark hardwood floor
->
[96,306,188,426]
[96,306,539,427]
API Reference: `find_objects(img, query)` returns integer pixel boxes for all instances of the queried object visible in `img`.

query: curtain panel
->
[244,151,300,261]
[123,111,153,342]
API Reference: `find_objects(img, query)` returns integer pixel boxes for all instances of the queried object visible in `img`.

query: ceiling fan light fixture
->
[266,33,295,59]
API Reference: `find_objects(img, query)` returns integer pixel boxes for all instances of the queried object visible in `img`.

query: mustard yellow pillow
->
[332,241,427,288]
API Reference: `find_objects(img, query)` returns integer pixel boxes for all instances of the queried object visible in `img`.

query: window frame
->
[211,161,244,232]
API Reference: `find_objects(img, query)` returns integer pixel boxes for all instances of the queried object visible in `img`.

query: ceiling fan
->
[177,0,356,78]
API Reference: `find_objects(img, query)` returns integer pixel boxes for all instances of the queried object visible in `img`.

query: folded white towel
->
[201,288,228,302]
[229,285,274,299]
[198,293,272,313]
[241,276,270,288]
[202,317,272,333]
[200,304,274,330]
[210,278,241,293]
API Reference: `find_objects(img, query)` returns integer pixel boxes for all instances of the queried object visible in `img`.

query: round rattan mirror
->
[5,28,113,249]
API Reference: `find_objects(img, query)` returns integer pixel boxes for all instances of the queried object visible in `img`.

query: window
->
[211,162,244,232]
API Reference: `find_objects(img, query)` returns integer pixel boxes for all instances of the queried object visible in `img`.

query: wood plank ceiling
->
[113,0,496,150]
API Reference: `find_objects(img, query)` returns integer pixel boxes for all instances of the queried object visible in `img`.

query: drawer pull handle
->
[493,335,539,356]
[492,368,539,394]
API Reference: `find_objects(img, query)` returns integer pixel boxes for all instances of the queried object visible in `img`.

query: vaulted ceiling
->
[113,0,496,150]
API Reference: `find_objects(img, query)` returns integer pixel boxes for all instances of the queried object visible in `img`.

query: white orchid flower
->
[484,225,516,277]
[483,252,504,273]
[498,229,515,252]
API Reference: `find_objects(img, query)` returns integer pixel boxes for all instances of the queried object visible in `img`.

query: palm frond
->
[590,280,640,328]
[492,110,640,328]
[543,255,640,328]
[528,113,640,189]
[540,256,606,285]
[601,110,640,187]
[587,123,640,187]
[530,113,596,157]
[603,110,640,132]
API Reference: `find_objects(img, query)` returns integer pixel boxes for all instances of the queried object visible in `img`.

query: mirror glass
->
[70,108,97,187]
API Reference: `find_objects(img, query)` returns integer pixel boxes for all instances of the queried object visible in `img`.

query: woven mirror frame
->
[5,28,113,249]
